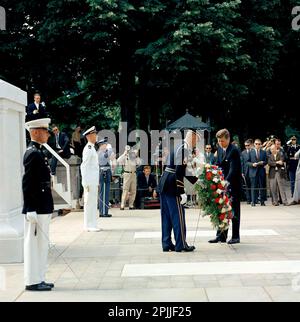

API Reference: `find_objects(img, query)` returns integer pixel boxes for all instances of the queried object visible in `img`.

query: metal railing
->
[43,143,73,208]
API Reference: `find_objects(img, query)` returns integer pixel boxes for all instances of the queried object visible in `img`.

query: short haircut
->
[275,139,281,143]
[216,129,230,140]
[144,166,151,171]
[245,139,253,145]
[254,139,262,143]
[34,92,41,97]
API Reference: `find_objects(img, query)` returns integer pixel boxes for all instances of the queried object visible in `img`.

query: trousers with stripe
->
[160,192,187,251]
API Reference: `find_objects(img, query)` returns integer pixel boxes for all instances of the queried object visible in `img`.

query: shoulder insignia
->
[88,145,91,149]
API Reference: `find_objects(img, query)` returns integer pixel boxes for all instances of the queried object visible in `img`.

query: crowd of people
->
[201,137,300,207]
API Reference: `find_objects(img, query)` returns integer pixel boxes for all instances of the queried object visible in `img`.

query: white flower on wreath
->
[205,164,211,169]
[216,189,223,194]
[212,170,218,175]
[213,178,219,183]
[219,199,224,204]
[221,180,227,187]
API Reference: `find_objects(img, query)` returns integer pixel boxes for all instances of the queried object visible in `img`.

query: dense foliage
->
[1,0,299,139]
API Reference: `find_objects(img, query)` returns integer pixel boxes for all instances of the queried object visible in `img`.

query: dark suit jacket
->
[22,141,54,214]
[158,142,197,196]
[268,153,287,179]
[204,152,215,165]
[215,144,242,197]
[247,149,267,179]
[241,149,252,177]
[137,172,157,191]
[54,132,71,158]
[26,103,47,121]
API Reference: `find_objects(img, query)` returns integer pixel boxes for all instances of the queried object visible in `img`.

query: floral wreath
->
[195,164,233,231]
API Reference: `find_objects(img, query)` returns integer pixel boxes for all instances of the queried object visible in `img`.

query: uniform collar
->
[30,141,43,149]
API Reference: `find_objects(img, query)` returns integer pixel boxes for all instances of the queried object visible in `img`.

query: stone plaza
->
[1,203,300,302]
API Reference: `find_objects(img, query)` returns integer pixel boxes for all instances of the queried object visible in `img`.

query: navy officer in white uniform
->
[81,126,101,232]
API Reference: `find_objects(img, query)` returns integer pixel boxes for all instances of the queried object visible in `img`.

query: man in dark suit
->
[209,129,242,245]
[204,145,215,164]
[136,166,158,209]
[50,125,71,175]
[158,131,199,252]
[241,139,253,204]
[247,139,267,206]
[286,136,300,197]
[26,93,47,121]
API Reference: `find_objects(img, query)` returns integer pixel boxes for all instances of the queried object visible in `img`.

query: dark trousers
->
[289,170,296,197]
[50,152,70,175]
[243,175,251,203]
[99,169,112,215]
[250,175,266,204]
[160,193,187,251]
[217,194,241,241]
[136,189,153,209]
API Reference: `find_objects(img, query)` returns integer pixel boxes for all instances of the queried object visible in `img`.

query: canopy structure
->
[166,110,211,132]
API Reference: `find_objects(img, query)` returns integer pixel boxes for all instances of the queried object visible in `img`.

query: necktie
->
[56,134,60,149]
[256,149,259,160]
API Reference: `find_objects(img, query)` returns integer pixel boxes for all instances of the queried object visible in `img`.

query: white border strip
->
[122,261,300,277]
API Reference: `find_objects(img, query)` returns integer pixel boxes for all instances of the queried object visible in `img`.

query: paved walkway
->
[1,203,300,302]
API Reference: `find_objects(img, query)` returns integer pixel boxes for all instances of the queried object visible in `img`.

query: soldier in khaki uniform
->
[117,146,141,210]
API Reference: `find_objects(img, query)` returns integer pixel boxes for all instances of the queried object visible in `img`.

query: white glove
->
[180,194,187,205]
[84,185,90,192]
[26,212,38,224]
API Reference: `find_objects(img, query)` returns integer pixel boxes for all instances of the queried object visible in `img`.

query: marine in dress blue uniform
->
[158,135,198,252]
[23,118,54,291]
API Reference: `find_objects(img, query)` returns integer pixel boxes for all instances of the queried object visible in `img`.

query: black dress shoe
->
[261,202,266,206]
[163,245,176,252]
[129,207,135,210]
[25,283,52,291]
[208,238,226,244]
[227,238,240,245]
[100,214,112,217]
[42,281,54,288]
[251,203,256,207]
[120,208,125,210]
[176,245,195,252]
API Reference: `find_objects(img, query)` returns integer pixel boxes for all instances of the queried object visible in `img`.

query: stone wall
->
[0,80,27,263]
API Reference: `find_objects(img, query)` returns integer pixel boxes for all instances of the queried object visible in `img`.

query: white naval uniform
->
[81,142,100,230]
[24,214,52,286]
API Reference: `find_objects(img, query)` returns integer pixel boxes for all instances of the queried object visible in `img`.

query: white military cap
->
[83,126,97,136]
[25,118,51,132]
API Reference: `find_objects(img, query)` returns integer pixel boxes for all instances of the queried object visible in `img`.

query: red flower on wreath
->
[214,197,220,204]
[217,183,224,190]
[206,173,212,181]
[219,214,225,221]
[210,184,217,191]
